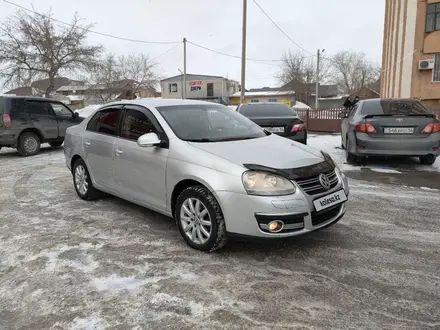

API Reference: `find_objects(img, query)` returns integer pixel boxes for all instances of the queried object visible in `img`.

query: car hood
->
[188,134,325,169]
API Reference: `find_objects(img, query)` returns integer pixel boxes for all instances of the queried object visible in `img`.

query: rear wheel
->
[345,137,358,164]
[72,158,101,200]
[49,141,63,148]
[175,185,227,252]
[17,132,40,156]
[420,155,436,166]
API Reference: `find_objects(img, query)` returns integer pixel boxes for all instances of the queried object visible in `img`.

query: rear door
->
[82,106,123,190]
[26,99,59,139]
[238,103,304,137]
[361,99,435,139]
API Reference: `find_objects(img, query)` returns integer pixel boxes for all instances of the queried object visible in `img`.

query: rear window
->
[361,100,429,115]
[239,103,297,117]
[0,97,26,117]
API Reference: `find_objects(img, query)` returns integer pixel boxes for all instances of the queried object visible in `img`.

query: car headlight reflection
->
[242,171,296,196]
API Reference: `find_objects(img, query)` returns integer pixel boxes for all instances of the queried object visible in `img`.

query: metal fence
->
[295,108,440,133]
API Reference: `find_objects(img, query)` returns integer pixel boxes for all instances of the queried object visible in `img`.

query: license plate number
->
[313,189,347,212]
[266,127,284,133]
[384,127,414,134]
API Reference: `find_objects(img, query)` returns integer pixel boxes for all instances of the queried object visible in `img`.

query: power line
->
[2,0,181,45]
[151,44,180,61]
[186,40,284,66]
[252,0,314,56]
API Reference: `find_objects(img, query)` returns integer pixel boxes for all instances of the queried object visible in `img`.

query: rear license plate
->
[313,189,347,212]
[384,127,414,134]
[266,127,284,133]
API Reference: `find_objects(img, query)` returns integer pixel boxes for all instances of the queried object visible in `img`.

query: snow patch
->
[369,168,402,174]
[91,275,144,292]
[70,314,108,330]
[420,187,439,192]
[75,104,103,118]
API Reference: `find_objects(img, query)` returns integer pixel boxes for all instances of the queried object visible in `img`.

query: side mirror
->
[137,132,162,147]
[73,112,79,118]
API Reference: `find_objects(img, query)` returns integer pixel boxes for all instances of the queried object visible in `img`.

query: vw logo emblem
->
[396,118,403,122]
[318,173,331,189]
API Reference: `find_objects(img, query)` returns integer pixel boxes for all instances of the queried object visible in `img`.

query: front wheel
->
[72,159,101,200]
[175,185,228,252]
[420,155,436,166]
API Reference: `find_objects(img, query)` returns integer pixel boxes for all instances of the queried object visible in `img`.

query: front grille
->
[311,204,342,226]
[294,170,339,195]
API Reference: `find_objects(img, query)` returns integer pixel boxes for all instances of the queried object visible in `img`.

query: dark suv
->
[0,96,83,156]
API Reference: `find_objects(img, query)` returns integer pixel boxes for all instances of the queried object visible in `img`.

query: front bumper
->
[216,169,349,238]
[353,132,440,157]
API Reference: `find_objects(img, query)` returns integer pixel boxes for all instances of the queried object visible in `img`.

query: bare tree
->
[330,50,380,94]
[0,9,103,97]
[277,50,332,85]
[117,53,161,95]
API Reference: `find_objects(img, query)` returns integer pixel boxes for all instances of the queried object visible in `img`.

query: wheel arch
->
[17,128,44,146]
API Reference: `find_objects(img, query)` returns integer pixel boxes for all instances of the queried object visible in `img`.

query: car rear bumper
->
[215,169,349,238]
[353,132,440,157]
[0,131,17,147]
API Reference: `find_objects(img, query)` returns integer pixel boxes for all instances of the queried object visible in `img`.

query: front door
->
[113,105,168,211]
[26,100,59,139]
[48,102,82,138]
[82,106,122,190]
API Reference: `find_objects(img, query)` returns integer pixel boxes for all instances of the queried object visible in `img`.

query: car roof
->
[0,95,62,103]
[105,98,226,108]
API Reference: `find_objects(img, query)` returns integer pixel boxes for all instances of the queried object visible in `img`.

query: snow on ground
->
[292,101,311,109]
[75,104,102,118]
[307,133,440,173]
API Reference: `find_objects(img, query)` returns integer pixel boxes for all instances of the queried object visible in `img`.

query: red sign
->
[189,80,202,86]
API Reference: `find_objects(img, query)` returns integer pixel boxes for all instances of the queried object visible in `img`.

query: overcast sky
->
[1,0,385,91]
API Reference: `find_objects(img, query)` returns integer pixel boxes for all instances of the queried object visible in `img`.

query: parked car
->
[0,96,83,156]
[236,102,307,144]
[341,98,440,165]
[64,99,349,251]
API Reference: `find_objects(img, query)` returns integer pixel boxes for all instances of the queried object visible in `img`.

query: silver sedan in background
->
[64,99,349,251]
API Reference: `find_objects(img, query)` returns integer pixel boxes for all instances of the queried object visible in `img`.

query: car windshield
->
[361,99,429,115]
[156,104,267,142]
[239,103,297,117]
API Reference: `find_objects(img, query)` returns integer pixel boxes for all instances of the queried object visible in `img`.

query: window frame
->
[117,105,169,146]
[85,106,124,137]
[426,3,440,32]
[169,83,178,93]
[48,101,74,117]
[432,53,440,82]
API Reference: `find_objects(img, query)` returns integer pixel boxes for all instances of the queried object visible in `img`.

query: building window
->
[169,83,178,93]
[268,98,278,102]
[426,3,440,32]
[250,99,259,103]
[433,54,440,82]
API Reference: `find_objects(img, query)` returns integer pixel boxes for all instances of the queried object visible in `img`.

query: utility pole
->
[240,0,247,104]
[315,49,325,109]
[178,69,184,99]
[183,37,187,99]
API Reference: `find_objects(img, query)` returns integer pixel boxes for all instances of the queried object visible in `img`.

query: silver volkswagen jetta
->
[64,99,349,251]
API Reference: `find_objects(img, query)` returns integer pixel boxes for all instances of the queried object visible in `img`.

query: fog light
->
[268,220,284,233]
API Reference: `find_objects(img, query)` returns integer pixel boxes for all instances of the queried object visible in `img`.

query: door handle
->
[115,149,123,156]
[84,141,91,147]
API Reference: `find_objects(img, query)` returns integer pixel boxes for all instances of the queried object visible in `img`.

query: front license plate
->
[266,127,284,133]
[384,127,414,134]
[313,189,347,212]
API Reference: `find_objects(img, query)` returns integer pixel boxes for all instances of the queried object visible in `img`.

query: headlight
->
[242,171,296,196]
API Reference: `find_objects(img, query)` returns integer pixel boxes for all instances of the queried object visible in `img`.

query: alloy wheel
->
[24,137,38,154]
[74,165,89,196]
[179,197,212,244]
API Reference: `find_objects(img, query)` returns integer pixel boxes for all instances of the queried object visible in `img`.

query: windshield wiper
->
[186,138,214,142]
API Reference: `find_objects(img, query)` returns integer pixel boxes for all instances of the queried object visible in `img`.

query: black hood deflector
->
[243,151,335,180]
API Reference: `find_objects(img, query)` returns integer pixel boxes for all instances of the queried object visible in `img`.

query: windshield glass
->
[361,99,429,115]
[238,103,297,117]
[156,104,267,142]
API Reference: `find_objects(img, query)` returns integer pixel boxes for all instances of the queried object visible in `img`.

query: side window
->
[26,101,51,116]
[49,102,73,117]
[348,105,358,119]
[9,99,26,118]
[120,109,156,141]
[86,108,121,136]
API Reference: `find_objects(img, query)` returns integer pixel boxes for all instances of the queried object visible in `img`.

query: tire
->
[420,155,436,166]
[17,132,41,156]
[175,185,228,252]
[72,158,101,201]
[49,141,63,148]
[345,137,358,164]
